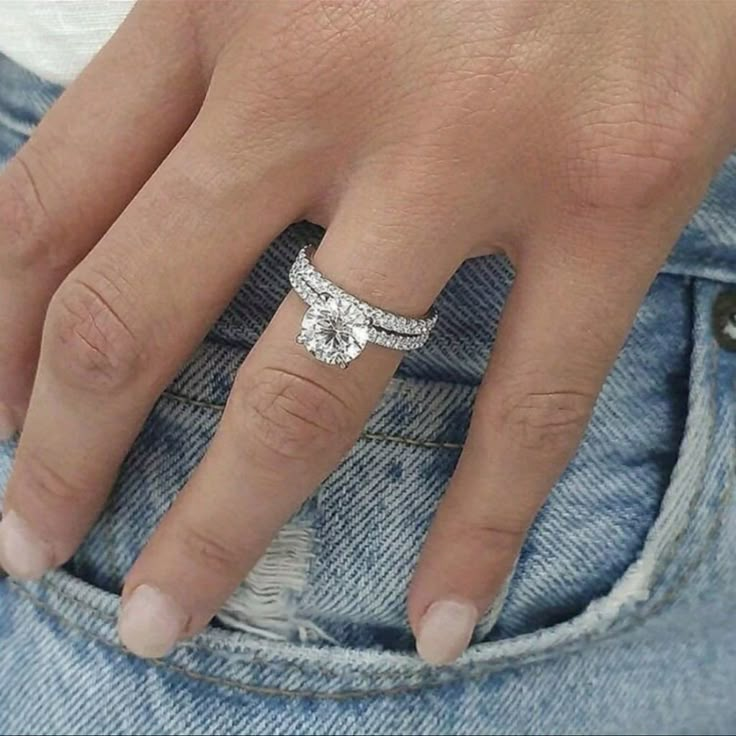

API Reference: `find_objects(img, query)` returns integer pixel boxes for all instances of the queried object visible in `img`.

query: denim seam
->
[642,334,721,594]
[161,390,465,450]
[361,432,463,451]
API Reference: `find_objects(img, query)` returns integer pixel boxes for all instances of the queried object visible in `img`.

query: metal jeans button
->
[713,291,736,352]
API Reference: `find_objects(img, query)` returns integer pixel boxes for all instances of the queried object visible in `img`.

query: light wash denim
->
[0,52,735,735]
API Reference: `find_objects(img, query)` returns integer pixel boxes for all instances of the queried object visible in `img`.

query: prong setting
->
[289,246,437,367]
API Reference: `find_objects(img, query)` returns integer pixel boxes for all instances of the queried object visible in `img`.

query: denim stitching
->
[361,432,463,451]
[160,391,231,412]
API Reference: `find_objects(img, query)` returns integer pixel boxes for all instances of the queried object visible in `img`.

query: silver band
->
[289,246,438,367]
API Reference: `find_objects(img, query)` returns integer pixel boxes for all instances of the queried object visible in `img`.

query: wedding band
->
[289,246,438,368]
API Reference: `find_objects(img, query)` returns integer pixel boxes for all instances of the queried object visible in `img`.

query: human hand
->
[1,0,734,665]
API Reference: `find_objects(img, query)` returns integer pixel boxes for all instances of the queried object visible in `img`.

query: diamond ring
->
[289,246,438,368]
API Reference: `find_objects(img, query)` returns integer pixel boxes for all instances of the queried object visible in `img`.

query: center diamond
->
[298,295,370,367]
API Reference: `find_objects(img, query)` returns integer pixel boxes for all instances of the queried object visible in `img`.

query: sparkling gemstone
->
[299,295,370,366]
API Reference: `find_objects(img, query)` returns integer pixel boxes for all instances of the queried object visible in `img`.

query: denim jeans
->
[1,52,735,735]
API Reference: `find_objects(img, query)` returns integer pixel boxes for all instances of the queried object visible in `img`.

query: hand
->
[1,0,735,665]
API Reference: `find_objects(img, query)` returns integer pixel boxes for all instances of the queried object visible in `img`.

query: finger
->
[0,102,311,581]
[0,1,205,432]
[118,176,461,658]
[408,231,664,665]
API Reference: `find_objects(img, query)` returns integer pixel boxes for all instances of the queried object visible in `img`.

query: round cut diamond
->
[299,295,370,366]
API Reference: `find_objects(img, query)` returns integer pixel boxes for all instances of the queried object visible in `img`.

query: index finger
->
[0,2,204,428]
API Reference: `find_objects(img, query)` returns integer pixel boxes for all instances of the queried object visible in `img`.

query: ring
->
[289,246,438,368]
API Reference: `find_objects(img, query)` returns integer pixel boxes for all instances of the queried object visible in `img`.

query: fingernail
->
[118,585,188,659]
[0,510,54,580]
[0,403,16,440]
[416,598,478,666]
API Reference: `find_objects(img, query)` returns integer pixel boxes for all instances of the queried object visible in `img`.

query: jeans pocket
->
[2,273,732,701]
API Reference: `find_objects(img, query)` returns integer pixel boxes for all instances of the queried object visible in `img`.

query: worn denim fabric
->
[1,52,735,735]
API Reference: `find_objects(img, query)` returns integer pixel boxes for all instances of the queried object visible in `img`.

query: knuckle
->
[465,519,526,559]
[176,523,243,577]
[0,149,63,275]
[15,445,90,512]
[565,103,702,212]
[44,273,147,393]
[231,366,355,464]
[439,506,527,569]
[496,388,593,456]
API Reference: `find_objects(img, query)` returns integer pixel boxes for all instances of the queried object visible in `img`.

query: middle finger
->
[0,103,311,580]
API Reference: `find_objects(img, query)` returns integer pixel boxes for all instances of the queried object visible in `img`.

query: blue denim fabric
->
[1,53,735,735]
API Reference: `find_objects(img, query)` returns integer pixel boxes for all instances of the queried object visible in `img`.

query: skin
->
[0,0,735,664]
